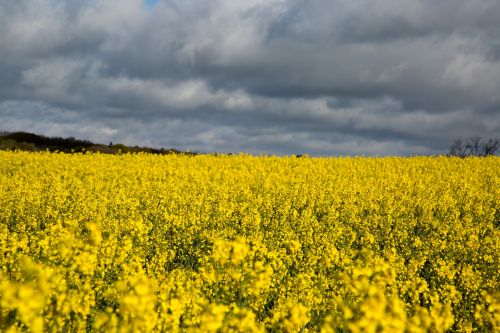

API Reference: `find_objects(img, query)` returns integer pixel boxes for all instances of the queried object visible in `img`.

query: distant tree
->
[466,136,482,156]
[448,137,499,157]
[0,131,192,155]
[449,138,467,158]
[483,138,500,156]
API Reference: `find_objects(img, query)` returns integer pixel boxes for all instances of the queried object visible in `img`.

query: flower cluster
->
[0,151,498,332]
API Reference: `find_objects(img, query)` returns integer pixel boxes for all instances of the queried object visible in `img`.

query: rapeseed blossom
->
[0,151,498,332]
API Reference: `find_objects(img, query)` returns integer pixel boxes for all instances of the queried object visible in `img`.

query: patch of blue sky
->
[145,0,159,8]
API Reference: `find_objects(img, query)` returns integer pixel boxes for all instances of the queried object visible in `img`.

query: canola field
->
[0,151,498,332]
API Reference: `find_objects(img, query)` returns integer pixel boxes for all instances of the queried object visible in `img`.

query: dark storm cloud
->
[0,0,499,155]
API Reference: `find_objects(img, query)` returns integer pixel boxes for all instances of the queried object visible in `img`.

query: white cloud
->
[1,0,499,155]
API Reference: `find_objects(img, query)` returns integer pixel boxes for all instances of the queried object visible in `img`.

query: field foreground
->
[0,152,498,332]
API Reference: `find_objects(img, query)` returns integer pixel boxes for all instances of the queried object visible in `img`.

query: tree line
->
[448,137,499,158]
[0,131,192,155]
[1,131,498,157]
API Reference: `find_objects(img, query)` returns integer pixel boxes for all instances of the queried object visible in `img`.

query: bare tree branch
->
[449,137,499,157]
[466,137,482,156]
[482,138,500,156]
[449,138,467,158]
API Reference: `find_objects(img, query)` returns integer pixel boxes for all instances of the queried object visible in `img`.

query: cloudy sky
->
[1,0,499,155]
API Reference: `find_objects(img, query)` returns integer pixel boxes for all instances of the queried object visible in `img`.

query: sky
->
[1,0,499,156]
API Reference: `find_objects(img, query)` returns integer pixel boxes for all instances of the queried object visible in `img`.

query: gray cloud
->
[1,0,499,156]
